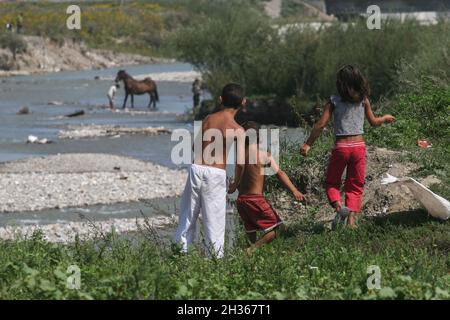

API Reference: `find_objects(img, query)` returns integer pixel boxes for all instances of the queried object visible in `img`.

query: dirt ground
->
[268,147,441,224]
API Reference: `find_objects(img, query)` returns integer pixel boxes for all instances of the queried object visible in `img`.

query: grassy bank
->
[0,91,448,301]
[0,217,448,299]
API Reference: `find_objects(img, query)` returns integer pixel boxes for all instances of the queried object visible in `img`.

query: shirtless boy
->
[228,121,305,253]
[175,83,246,258]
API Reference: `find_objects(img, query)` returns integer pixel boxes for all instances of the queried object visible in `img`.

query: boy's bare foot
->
[245,246,254,256]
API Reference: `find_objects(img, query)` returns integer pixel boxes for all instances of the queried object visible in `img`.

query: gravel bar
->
[0,153,187,212]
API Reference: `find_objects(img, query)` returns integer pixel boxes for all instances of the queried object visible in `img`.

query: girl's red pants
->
[325,141,366,212]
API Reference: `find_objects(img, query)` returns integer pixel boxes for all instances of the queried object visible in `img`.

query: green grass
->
[0,216,448,299]
[366,84,450,199]
[0,86,448,302]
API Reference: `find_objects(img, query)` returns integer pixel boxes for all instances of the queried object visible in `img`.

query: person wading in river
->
[107,83,120,110]
[192,78,201,109]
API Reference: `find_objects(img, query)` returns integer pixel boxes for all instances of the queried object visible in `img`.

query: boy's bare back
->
[238,145,270,195]
[197,109,244,170]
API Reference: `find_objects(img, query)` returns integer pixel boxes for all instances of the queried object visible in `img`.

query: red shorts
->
[236,194,283,233]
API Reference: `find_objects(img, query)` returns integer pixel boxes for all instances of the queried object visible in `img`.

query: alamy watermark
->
[366,265,381,290]
[65,4,383,32]
[66,5,81,30]
[66,264,81,290]
[171,121,279,175]
[367,5,382,30]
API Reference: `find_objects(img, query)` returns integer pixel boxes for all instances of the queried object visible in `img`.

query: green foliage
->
[366,86,450,149]
[0,1,210,57]
[172,5,450,103]
[171,1,279,97]
[0,32,27,55]
[0,219,448,299]
[312,20,424,99]
[265,130,333,196]
[395,23,450,94]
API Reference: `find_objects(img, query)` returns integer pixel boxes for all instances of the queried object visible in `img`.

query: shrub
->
[366,85,450,149]
[172,1,278,96]
[0,32,27,58]
[172,5,450,103]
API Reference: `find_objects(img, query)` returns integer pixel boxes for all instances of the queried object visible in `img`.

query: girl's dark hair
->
[336,65,370,103]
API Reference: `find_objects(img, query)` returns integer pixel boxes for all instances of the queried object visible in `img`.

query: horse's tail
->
[154,84,159,102]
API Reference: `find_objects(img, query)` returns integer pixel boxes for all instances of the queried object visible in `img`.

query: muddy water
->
[0,62,305,232]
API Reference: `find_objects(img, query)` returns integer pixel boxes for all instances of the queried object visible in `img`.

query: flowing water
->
[0,62,305,232]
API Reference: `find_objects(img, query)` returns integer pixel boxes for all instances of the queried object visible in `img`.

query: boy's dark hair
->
[336,65,370,103]
[221,83,244,109]
[242,121,260,145]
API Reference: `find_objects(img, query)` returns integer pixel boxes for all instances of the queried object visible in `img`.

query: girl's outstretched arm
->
[300,101,332,156]
[364,97,395,126]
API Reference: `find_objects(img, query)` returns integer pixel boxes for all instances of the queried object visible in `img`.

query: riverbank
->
[0,36,173,77]
[267,146,443,225]
[0,216,175,243]
[58,125,171,140]
[0,153,186,212]
[1,214,448,299]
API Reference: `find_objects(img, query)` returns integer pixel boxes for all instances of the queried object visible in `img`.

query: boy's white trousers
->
[175,164,227,258]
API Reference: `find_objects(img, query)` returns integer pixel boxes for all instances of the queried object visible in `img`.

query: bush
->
[172,5,450,103]
[0,52,12,70]
[172,0,278,97]
[395,23,450,94]
[366,85,450,149]
[0,32,27,58]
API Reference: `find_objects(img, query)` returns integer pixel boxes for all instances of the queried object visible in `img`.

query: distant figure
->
[6,23,13,32]
[16,13,23,34]
[107,83,120,110]
[192,78,201,108]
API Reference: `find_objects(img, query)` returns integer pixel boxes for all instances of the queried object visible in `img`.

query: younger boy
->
[228,122,305,253]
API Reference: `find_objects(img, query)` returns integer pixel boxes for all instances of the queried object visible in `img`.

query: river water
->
[0,63,197,167]
[0,62,305,232]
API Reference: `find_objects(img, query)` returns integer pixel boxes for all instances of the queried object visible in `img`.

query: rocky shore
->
[58,125,171,140]
[0,153,187,212]
[0,216,175,243]
[0,36,172,77]
[267,147,442,225]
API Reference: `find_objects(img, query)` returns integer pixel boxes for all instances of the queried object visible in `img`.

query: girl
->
[300,65,395,228]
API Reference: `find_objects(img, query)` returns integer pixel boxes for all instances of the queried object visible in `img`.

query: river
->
[0,62,304,238]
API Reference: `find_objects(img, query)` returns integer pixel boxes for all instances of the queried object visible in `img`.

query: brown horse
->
[115,70,159,109]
